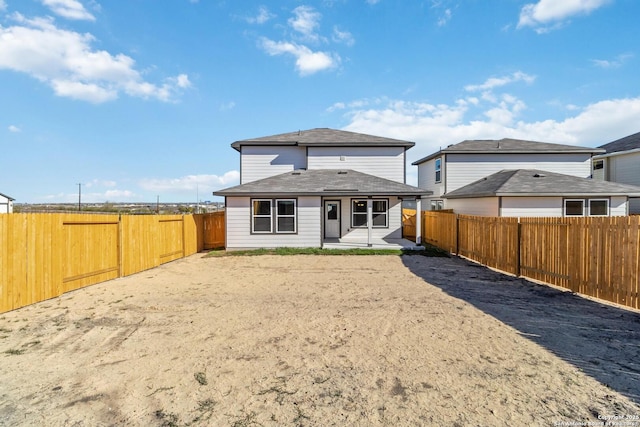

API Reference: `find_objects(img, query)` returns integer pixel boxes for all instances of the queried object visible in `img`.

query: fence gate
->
[203,212,225,249]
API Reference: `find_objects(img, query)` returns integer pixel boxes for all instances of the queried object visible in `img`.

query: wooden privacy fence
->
[0,212,226,313]
[406,211,640,310]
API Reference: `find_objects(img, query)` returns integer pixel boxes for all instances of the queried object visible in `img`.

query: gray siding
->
[307,147,405,183]
[416,158,445,201]
[609,152,640,187]
[240,146,307,184]
[500,197,562,217]
[225,196,321,249]
[337,196,403,240]
[445,197,500,216]
[446,153,592,192]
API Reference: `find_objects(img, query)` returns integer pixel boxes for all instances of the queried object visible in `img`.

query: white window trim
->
[275,199,297,234]
[351,199,389,228]
[588,199,609,217]
[251,199,273,233]
[435,157,442,184]
[564,199,585,217]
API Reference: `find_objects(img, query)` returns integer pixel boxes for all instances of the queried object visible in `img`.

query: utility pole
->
[156,195,159,214]
[77,183,81,211]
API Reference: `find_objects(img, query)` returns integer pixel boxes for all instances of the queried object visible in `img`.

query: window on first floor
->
[352,199,389,228]
[593,159,604,170]
[251,198,297,233]
[564,198,610,217]
[589,199,609,216]
[430,200,444,210]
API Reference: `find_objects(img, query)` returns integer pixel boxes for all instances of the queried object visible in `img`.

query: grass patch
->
[207,244,449,257]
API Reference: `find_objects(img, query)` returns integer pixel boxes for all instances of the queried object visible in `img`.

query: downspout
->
[415,197,422,245]
[367,196,373,247]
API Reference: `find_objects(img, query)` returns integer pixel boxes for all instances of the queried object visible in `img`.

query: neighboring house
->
[214,128,431,249]
[593,131,640,214]
[442,169,640,217]
[0,192,14,214]
[412,138,606,214]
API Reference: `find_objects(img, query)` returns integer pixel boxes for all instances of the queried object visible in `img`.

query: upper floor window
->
[435,158,442,183]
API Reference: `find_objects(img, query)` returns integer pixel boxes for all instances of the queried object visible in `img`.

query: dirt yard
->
[1,253,640,426]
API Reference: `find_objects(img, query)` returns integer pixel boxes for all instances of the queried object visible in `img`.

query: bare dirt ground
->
[1,253,640,426]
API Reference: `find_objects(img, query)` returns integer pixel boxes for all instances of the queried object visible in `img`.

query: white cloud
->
[332,26,354,46]
[437,9,452,26]
[337,94,640,172]
[139,171,240,193]
[465,71,536,92]
[219,101,236,111]
[518,0,611,32]
[591,53,633,69]
[0,0,6,11]
[246,6,275,24]
[41,0,95,21]
[259,38,339,76]
[288,5,322,42]
[8,125,21,132]
[0,13,190,103]
[84,179,117,189]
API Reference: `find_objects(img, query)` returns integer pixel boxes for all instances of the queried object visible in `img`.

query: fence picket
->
[0,212,225,313]
[414,211,640,310]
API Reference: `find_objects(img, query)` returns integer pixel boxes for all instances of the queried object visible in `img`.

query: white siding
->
[225,196,321,249]
[339,196,403,240]
[609,152,640,187]
[610,196,628,216]
[446,153,592,192]
[500,197,562,217]
[416,158,445,199]
[446,197,499,216]
[307,147,405,183]
[240,146,307,184]
[0,194,11,214]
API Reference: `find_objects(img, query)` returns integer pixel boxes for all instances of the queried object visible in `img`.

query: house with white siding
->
[592,131,640,214]
[0,192,14,214]
[412,138,640,217]
[214,128,431,249]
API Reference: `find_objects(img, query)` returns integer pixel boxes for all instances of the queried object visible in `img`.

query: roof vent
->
[533,173,545,178]
[337,171,348,175]
[291,172,301,175]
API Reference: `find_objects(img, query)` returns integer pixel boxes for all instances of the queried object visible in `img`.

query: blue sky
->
[1,0,639,203]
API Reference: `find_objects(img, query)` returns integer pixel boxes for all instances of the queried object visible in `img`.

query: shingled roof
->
[443,169,640,199]
[598,131,640,154]
[412,138,604,165]
[214,169,431,197]
[231,128,415,151]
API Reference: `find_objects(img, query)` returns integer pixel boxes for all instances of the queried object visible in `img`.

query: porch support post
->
[415,197,422,245]
[367,197,373,247]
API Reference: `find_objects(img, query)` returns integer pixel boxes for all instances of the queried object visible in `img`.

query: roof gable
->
[443,169,640,199]
[412,138,604,165]
[231,128,415,151]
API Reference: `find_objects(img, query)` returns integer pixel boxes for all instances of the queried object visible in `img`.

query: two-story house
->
[412,138,640,217]
[214,128,431,249]
[592,131,640,214]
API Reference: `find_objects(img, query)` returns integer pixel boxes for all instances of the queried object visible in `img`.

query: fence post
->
[455,214,459,255]
[516,219,521,277]
[182,215,186,257]
[118,214,123,278]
